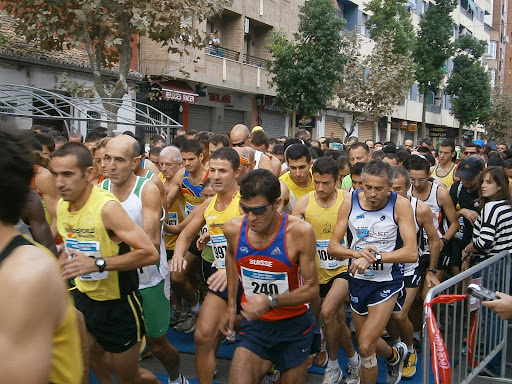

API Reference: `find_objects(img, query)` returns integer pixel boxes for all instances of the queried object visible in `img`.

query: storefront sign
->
[209,93,232,103]
[429,127,448,138]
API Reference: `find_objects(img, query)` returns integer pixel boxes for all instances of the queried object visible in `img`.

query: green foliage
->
[6,0,229,103]
[365,0,415,56]
[485,85,512,143]
[413,0,456,93]
[335,30,414,140]
[445,36,491,129]
[267,0,346,117]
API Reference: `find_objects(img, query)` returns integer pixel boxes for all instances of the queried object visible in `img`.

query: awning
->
[155,80,198,104]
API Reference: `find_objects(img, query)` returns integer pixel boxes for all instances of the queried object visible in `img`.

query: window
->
[488,40,497,59]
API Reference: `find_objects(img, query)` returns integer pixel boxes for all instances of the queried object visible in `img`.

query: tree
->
[334,30,414,142]
[445,35,492,132]
[413,0,457,139]
[6,0,228,125]
[266,0,346,135]
[485,84,512,143]
[365,0,415,56]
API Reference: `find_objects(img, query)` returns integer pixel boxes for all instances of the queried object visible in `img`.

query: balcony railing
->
[427,104,441,114]
[206,45,240,61]
[243,53,267,67]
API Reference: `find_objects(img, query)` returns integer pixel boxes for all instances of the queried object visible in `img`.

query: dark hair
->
[54,136,68,145]
[123,131,135,138]
[150,134,165,143]
[85,127,108,143]
[351,161,367,177]
[31,124,50,133]
[337,155,350,170]
[497,142,508,149]
[283,137,303,151]
[421,137,432,147]
[34,133,55,152]
[439,139,455,152]
[272,143,284,156]
[417,146,429,154]
[49,129,62,138]
[403,154,430,174]
[312,156,339,180]
[52,142,93,173]
[285,144,311,163]
[370,150,385,161]
[187,129,198,136]
[362,160,395,185]
[149,146,163,157]
[383,153,399,164]
[392,165,410,186]
[488,151,505,160]
[0,124,35,224]
[239,169,280,203]
[323,148,342,160]
[210,147,240,171]
[269,138,279,146]
[202,178,212,189]
[383,144,397,154]
[251,130,270,148]
[487,156,505,167]
[309,147,319,160]
[424,153,436,167]
[209,133,230,148]
[194,131,213,146]
[348,142,369,155]
[466,142,479,152]
[505,159,512,169]
[396,149,410,163]
[134,137,145,156]
[478,167,512,207]
[180,139,203,156]
[171,135,187,149]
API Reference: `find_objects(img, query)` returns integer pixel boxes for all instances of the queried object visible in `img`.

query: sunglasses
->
[240,201,272,215]
[232,134,250,147]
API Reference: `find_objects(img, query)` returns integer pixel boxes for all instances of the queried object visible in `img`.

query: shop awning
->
[155,80,198,104]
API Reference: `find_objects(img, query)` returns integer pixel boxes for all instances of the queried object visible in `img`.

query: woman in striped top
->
[462,166,512,266]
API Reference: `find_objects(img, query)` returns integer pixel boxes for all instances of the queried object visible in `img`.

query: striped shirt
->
[472,200,512,259]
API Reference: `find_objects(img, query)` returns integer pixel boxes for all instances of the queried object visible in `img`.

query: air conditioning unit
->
[244,18,250,34]
[506,35,510,43]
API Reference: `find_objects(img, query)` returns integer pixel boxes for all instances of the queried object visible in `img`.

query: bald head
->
[106,134,140,158]
[230,124,250,146]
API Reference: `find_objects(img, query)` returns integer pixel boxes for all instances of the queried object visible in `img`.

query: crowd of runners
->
[1,122,512,384]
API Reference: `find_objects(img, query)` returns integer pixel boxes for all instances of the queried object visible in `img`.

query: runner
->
[387,165,442,379]
[292,157,360,384]
[169,147,242,384]
[0,125,83,384]
[167,139,210,332]
[404,155,459,280]
[52,142,160,384]
[279,144,315,212]
[432,139,458,189]
[102,135,187,384]
[222,169,319,384]
[328,160,418,384]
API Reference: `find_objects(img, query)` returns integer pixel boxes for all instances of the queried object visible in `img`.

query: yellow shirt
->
[432,163,456,189]
[57,186,138,301]
[304,190,348,284]
[279,171,315,209]
[204,193,241,270]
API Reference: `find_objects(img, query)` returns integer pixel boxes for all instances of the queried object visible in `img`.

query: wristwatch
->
[95,257,106,273]
[375,253,382,263]
[268,294,278,309]
[428,268,438,274]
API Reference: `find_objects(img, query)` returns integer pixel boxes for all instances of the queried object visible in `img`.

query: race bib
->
[168,212,179,226]
[138,265,154,285]
[454,217,465,240]
[211,234,227,269]
[65,238,108,281]
[241,267,289,298]
[185,202,197,217]
[317,240,344,270]
[200,224,212,246]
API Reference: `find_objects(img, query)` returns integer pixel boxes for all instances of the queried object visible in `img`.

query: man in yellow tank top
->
[293,157,360,384]
[279,144,315,212]
[52,142,160,384]
[169,147,242,384]
[432,139,458,189]
[0,125,83,384]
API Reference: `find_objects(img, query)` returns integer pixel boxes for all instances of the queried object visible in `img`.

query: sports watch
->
[95,257,106,273]
[268,294,278,309]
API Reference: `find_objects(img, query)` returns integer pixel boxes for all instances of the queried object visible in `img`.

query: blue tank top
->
[235,213,307,321]
[180,169,208,216]
[347,190,404,282]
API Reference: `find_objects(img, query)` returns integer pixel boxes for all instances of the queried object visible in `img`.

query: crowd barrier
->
[422,251,511,383]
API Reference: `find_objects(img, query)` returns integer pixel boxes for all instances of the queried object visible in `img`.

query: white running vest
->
[403,196,420,275]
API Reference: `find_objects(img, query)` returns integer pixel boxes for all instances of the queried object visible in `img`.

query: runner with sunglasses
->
[169,147,243,384]
[222,168,319,384]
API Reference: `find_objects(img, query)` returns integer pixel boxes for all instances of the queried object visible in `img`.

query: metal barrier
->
[422,251,511,383]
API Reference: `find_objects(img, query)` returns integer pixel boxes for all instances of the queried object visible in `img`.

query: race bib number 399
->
[241,267,289,298]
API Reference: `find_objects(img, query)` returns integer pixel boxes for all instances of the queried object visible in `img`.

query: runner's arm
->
[35,167,59,239]
[142,181,163,250]
[438,187,460,241]
[166,169,185,209]
[150,174,167,212]
[278,180,290,211]
[418,201,441,287]
[223,218,243,333]
[290,193,308,219]
[24,189,58,256]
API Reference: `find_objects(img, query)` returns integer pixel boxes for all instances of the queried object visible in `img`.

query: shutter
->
[189,105,212,132]
[261,111,286,138]
[357,120,374,143]
[325,116,344,141]
[224,109,245,132]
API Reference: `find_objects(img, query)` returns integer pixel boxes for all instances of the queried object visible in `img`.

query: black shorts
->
[73,289,145,353]
[404,255,429,288]
[208,266,243,311]
[437,243,452,270]
[319,272,349,298]
[201,258,214,283]
[450,239,467,268]
[188,235,201,257]
[166,249,174,261]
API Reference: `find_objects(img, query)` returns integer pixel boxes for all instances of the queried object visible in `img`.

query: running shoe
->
[402,350,417,378]
[169,305,181,327]
[262,369,280,384]
[345,355,361,384]
[322,366,343,384]
[385,342,407,384]
[168,375,189,384]
[174,312,198,333]
[314,335,328,367]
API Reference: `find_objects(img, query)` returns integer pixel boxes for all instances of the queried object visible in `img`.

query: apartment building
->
[138,0,494,145]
